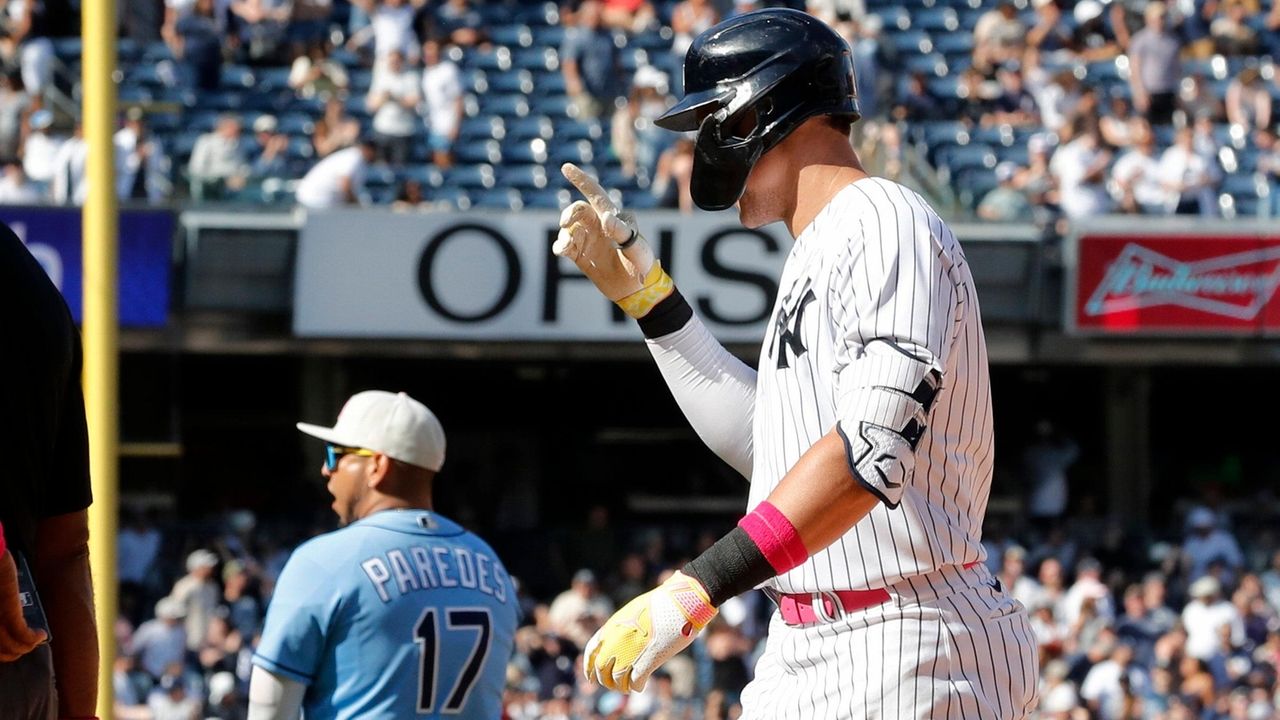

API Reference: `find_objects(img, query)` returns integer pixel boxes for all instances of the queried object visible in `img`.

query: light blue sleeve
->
[252,543,343,684]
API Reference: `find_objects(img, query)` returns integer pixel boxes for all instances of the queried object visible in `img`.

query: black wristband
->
[682,526,776,607]
[636,287,694,339]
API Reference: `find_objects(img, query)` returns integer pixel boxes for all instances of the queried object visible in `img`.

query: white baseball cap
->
[297,390,446,472]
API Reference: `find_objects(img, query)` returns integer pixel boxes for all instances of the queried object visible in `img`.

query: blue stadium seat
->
[554,119,602,142]
[631,28,673,52]
[256,67,294,92]
[904,53,948,76]
[498,164,550,190]
[455,140,503,165]
[278,113,316,136]
[513,47,559,72]
[349,69,374,93]
[446,164,497,189]
[534,72,568,95]
[503,139,549,164]
[872,7,911,30]
[466,47,513,72]
[490,70,535,95]
[523,188,572,209]
[286,137,315,159]
[892,30,932,55]
[481,94,530,118]
[548,139,595,166]
[490,24,533,48]
[473,188,524,210]
[529,95,574,118]
[918,121,968,146]
[960,169,1000,210]
[506,116,554,141]
[932,33,974,56]
[940,144,998,171]
[426,186,471,210]
[532,25,567,48]
[53,37,83,58]
[401,166,445,189]
[914,7,959,32]
[996,145,1030,165]
[514,1,559,25]
[620,48,649,71]
[1221,173,1265,201]
[624,190,660,210]
[220,65,255,89]
[460,116,504,141]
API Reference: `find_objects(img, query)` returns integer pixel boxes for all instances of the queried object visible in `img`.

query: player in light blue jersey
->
[248,390,518,720]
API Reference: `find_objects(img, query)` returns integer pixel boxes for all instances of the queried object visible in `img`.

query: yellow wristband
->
[615,262,675,319]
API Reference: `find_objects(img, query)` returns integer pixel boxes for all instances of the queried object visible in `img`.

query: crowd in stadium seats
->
[0,0,1272,222]
[112,474,1280,719]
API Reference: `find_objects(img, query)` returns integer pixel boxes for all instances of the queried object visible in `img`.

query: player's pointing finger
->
[562,163,617,216]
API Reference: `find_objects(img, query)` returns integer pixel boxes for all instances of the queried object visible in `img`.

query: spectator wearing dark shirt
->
[0,221,98,718]
[172,0,225,91]
[1127,1,1182,125]
[433,0,487,47]
[561,0,623,120]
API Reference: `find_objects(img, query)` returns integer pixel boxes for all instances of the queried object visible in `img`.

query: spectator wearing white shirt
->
[347,0,418,67]
[1182,576,1244,661]
[115,109,172,203]
[1049,117,1113,220]
[1082,642,1146,720]
[1061,557,1115,629]
[365,48,420,166]
[1225,68,1272,135]
[22,107,61,186]
[50,122,88,205]
[169,549,221,653]
[1156,126,1216,215]
[419,38,463,168]
[188,114,249,200]
[294,139,376,209]
[1112,119,1164,214]
[0,160,39,203]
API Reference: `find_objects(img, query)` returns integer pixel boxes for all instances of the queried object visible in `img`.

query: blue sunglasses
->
[324,443,375,471]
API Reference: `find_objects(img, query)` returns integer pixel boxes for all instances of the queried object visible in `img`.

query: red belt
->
[777,561,980,626]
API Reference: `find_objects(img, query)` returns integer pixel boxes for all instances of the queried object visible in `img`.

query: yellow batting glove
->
[554,163,675,318]
[583,571,717,693]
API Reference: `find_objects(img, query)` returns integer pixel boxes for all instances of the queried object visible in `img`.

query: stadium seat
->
[553,119,603,142]
[513,1,559,25]
[446,164,497,190]
[487,69,535,95]
[548,139,595,166]
[904,53,948,76]
[932,33,974,57]
[401,166,445,189]
[513,47,559,72]
[473,188,525,210]
[506,116,554,141]
[460,116,504,142]
[940,144,998,172]
[913,7,959,32]
[426,185,471,210]
[892,31,932,55]
[502,139,549,164]
[455,139,502,165]
[531,25,567,48]
[490,24,533,48]
[529,95,574,118]
[481,94,530,118]
[220,65,256,90]
[467,47,513,72]
[534,72,568,95]
[498,164,550,190]
[278,113,316,136]
[523,188,572,209]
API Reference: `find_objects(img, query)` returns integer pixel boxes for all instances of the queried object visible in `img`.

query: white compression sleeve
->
[645,311,756,480]
[247,665,306,720]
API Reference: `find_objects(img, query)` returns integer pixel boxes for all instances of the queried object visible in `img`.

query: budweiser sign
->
[1073,235,1280,333]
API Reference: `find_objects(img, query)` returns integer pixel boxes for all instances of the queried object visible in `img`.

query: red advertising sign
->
[1073,234,1280,334]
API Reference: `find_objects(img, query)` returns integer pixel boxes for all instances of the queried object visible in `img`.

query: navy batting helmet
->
[654,9,861,211]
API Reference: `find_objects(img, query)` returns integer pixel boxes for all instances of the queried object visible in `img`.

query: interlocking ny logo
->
[770,280,816,369]
[1085,243,1280,320]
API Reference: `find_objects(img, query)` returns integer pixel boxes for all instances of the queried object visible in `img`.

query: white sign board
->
[294,210,793,341]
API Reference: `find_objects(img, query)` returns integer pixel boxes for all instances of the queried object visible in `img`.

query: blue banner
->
[0,207,173,327]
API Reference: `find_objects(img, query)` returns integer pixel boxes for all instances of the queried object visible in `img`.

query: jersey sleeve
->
[253,542,345,684]
[830,185,960,507]
[640,295,757,481]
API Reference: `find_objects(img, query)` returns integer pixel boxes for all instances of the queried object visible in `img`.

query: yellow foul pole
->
[83,0,118,711]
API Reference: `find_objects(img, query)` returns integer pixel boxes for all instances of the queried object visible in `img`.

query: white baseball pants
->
[740,564,1039,719]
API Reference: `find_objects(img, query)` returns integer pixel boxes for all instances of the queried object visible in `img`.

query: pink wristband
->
[738,501,808,574]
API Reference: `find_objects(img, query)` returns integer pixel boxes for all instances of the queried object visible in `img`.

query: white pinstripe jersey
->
[748,177,993,594]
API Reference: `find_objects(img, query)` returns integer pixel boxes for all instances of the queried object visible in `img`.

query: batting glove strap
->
[584,571,716,693]
[615,261,676,319]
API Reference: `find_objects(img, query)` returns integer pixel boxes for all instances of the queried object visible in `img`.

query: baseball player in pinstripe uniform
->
[553,9,1039,719]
